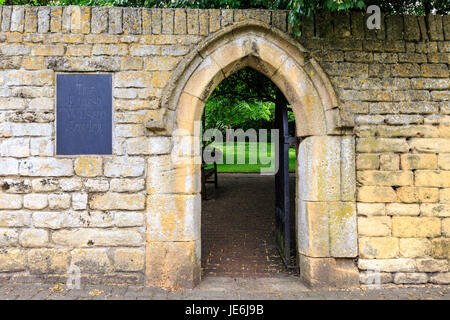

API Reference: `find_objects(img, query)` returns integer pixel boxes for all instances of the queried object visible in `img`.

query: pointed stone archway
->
[145,22,359,290]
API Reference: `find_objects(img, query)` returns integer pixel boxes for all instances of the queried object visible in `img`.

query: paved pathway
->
[0,276,448,300]
[202,173,296,277]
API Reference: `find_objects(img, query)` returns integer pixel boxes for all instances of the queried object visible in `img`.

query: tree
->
[4,1,448,33]
[204,67,295,140]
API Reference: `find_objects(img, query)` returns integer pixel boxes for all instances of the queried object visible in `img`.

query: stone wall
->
[0,6,448,287]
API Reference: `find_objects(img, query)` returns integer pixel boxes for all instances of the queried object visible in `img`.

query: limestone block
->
[0,158,19,175]
[90,193,146,211]
[7,123,52,136]
[420,203,450,217]
[432,238,450,259]
[147,155,201,195]
[113,248,145,272]
[443,218,450,237]
[299,255,359,288]
[91,7,108,34]
[123,8,141,35]
[108,7,122,34]
[30,138,53,156]
[430,273,450,284]
[401,154,437,170]
[37,7,50,33]
[183,55,223,101]
[0,138,29,157]
[162,9,174,35]
[386,203,420,216]
[380,153,399,171]
[0,228,18,246]
[357,170,413,186]
[151,9,162,35]
[340,136,355,201]
[439,154,450,170]
[74,157,103,177]
[359,271,393,285]
[416,259,448,272]
[71,248,112,273]
[145,240,200,289]
[23,194,48,210]
[114,211,145,227]
[416,170,450,187]
[397,187,439,203]
[392,217,441,238]
[110,179,145,193]
[298,201,356,258]
[298,136,341,201]
[50,7,62,33]
[31,178,59,192]
[357,186,397,203]
[0,211,31,227]
[0,248,26,272]
[358,216,391,236]
[357,138,409,153]
[72,193,88,210]
[28,249,71,274]
[358,258,416,272]
[393,273,428,284]
[176,93,205,135]
[356,154,379,170]
[19,158,73,177]
[147,194,200,241]
[359,237,399,259]
[329,202,357,257]
[59,178,82,192]
[1,179,31,194]
[126,136,172,155]
[10,6,24,33]
[53,228,143,247]
[208,9,220,33]
[0,194,22,209]
[399,238,432,258]
[46,56,121,72]
[357,203,385,216]
[298,201,329,257]
[33,211,114,229]
[19,229,49,247]
[104,157,145,178]
[48,193,71,210]
[411,138,450,153]
[142,8,152,35]
[84,179,109,192]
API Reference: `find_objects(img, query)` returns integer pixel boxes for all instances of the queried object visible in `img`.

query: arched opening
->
[200,66,298,277]
[145,22,358,290]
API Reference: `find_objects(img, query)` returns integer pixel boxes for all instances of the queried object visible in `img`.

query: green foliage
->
[3,0,449,34]
[203,67,295,137]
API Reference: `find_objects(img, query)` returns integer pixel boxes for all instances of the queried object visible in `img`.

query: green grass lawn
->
[205,142,296,173]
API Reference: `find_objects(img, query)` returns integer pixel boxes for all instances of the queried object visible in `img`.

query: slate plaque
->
[56,74,112,155]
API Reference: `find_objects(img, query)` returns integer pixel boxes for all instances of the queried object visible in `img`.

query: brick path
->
[201,174,296,277]
[0,277,448,300]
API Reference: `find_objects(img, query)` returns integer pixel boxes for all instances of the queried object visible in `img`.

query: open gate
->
[274,89,296,267]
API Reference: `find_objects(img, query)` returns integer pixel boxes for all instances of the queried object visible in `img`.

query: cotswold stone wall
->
[0,6,448,287]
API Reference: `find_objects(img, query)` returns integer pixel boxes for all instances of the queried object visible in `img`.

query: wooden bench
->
[201,148,219,200]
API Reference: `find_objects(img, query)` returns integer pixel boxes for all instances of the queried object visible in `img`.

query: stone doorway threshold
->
[198,275,309,294]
